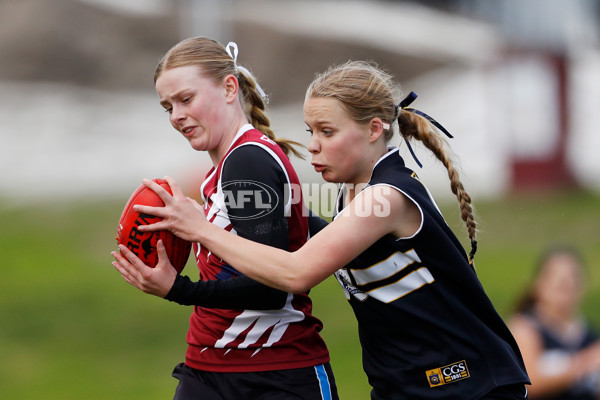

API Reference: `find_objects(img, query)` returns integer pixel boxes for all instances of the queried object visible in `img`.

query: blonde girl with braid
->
[113,37,339,400]
[116,60,530,399]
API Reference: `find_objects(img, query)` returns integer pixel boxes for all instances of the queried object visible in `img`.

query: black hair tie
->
[469,240,478,262]
[397,91,454,168]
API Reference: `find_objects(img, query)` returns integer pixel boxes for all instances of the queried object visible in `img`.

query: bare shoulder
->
[508,313,542,345]
[358,184,421,238]
[356,184,418,212]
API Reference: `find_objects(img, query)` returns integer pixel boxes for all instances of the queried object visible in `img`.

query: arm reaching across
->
[135,177,422,293]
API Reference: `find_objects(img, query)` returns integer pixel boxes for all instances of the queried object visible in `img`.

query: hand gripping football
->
[116,179,191,273]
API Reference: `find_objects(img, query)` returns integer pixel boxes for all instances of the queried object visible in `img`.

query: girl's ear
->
[368,118,387,143]
[223,74,239,103]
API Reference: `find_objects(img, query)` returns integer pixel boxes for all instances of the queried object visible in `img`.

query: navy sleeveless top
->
[333,148,529,399]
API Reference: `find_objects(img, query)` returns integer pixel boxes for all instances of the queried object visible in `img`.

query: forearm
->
[165,273,288,309]
[196,221,307,293]
[193,192,388,293]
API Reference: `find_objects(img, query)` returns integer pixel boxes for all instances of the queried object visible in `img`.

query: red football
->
[116,179,191,273]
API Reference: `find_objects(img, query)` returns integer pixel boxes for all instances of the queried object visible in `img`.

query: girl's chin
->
[188,139,209,152]
[320,171,341,183]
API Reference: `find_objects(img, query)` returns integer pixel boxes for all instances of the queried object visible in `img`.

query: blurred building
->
[402,0,600,192]
[1,0,599,200]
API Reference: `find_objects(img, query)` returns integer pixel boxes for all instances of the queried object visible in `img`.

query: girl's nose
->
[307,135,320,154]
[170,105,186,125]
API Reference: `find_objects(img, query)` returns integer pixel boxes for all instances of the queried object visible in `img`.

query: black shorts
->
[172,362,339,400]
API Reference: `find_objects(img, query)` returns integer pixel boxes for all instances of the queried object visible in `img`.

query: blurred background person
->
[509,245,600,399]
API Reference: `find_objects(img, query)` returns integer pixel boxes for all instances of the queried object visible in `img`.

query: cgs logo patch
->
[426,360,470,388]
[426,370,442,387]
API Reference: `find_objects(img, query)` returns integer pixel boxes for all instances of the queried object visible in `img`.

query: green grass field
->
[1,189,599,399]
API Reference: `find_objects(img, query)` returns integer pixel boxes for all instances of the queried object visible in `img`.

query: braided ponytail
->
[237,70,305,159]
[398,111,478,261]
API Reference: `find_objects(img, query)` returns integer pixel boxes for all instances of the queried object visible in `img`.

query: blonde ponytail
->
[237,69,305,159]
[398,111,478,261]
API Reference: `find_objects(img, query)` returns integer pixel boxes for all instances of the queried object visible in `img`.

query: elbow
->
[286,279,313,294]
[281,258,318,294]
[277,253,316,294]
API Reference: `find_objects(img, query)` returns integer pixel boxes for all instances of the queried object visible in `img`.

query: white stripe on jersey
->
[339,249,435,304]
[199,123,253,203]
[206,191,238,234]
[351,249,421,285]
[213,294,305,352]
[367,267,434,304]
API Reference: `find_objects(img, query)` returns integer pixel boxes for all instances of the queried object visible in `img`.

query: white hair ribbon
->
[225,41,268,102]
[225,42,239,65]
